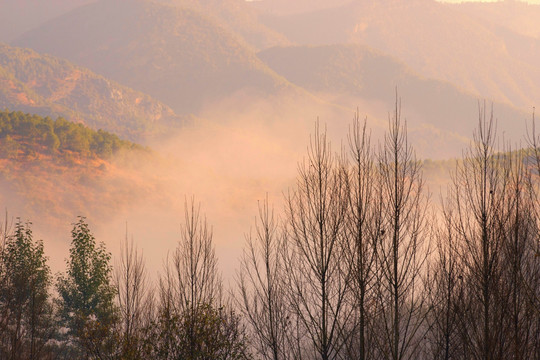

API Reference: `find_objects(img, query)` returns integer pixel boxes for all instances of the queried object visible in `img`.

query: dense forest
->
[1,103,540,360]
[0,110,144,160]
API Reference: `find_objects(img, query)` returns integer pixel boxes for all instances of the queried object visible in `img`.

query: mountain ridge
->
[258,0,540,111]
[0,43,189,142]
[259,44,530,143]
[13,0,294,114]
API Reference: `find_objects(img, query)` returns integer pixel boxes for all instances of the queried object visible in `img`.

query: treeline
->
[1,102,540,360]
[0,110,143,159]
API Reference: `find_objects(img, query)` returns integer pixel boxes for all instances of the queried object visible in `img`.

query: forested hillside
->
[258,44,528,141]
[0,110,144,159]
[258,0,540,110]
[0,44,188,141]
[0,111,158,229]
[161,0,290,50]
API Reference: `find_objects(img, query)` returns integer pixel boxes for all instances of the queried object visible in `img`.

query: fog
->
[1,0,539,283]
[2,86,533,282]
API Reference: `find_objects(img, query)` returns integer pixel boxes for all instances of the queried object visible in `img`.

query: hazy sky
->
[439,0,540,3]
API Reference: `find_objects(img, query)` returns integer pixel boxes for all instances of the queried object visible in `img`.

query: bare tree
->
[343,112,380,360]
[524,111,540,357]
[525,111,540,313]
[174,197,221,314]
[448,106,509,360]
[373,98,429,360]
[498,144,540,360]
[238,196,290,360]
[282,121,351,360]
[424,206,463,360]
[147,198,249,360]
[114,228,152,359]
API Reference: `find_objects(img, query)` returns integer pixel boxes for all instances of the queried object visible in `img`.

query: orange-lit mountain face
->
[0,111,155,229]
[10,0,534,145]
[0,43,188,142]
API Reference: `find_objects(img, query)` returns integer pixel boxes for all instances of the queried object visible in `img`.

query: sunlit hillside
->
[0,111,154,224]
[0,43,188,141]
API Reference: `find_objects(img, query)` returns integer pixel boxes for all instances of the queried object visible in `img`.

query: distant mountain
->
[250,0,352,16]
[0,43,187,141]
[14,0,292,114]
[161,0,290,50]
[450,2,540,79]
[451,1,540,39]
[0,0,97,42]
[259,0,540,112]
[258,44,529,141]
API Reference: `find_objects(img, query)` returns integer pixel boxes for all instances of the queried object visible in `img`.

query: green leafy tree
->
[43,130,60,152]
[0,135,19,159]
[56,217,117,359]
[0,219,54,360]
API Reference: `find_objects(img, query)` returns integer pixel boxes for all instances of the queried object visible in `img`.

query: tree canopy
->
[0,110,144,159]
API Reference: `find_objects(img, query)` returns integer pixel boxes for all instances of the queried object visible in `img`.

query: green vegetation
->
[0,43,185,141]
[56,217,118,358]
[0,219,54,359]
[1,215,250,359]
[0,110,144,159]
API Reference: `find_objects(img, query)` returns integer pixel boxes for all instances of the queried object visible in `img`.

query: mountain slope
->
[0,0,97,42]
[0,43,187,141]
[451,1,540,39]
[259,0,540,111]
[250,0,352,16]
[259,44,529,142]
[161,0,290,50]
[0,110,156,228]
[14,0,291,114]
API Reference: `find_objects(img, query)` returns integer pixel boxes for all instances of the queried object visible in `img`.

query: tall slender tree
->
[148,198,249,360]
[448,106,509,360]
[424,206,463,360]
[114,231,152,359]
[499,146,540,360]
[238,196,290,360]
[282,121,351,360]
[343,112,380,360]
[373,98,429,360]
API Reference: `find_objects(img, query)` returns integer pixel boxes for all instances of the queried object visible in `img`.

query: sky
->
[439,0,540,3]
